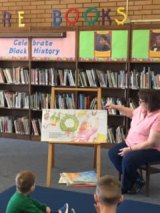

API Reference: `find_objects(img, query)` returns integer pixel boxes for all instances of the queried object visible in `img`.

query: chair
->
[140,162,160,197]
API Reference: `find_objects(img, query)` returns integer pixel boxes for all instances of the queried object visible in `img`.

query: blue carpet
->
[0,186,160,213]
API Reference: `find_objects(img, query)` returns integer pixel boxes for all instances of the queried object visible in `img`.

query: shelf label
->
[31,31,76,61]
[0,38,28,60]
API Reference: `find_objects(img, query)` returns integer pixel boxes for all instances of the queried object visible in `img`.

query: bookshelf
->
[0,25,160,145]
[78,27,129,142]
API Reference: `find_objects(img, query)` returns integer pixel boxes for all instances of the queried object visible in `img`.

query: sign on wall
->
[0,38,28,60]
[41,109,107,143]
[79,30,128,61]
[131,29,160,61]
[31,31,76,61]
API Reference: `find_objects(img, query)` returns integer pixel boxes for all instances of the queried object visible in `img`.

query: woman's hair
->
[15,170,35,193]
[95,175,121,205]
[138,89,160,112]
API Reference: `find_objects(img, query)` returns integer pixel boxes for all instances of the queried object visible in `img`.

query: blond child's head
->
[95,175,123,206]
[15,170,35,194]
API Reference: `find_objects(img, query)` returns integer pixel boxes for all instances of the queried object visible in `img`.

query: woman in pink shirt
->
[105,89,160,194]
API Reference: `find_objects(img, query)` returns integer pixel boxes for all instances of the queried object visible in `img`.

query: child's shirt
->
[6,191,47,213]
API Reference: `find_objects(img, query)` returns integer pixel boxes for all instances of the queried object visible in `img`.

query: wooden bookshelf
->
[0,24,159,145]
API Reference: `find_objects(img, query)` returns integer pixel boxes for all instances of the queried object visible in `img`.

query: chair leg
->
[118,172,121,181]
[145,165,150,197]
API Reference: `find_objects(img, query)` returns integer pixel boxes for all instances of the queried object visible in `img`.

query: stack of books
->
[59,170,97,186]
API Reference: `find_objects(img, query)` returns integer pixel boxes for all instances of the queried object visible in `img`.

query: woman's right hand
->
[105,103,117,110]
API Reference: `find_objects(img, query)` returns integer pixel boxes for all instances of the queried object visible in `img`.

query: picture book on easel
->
[41,109,107,143]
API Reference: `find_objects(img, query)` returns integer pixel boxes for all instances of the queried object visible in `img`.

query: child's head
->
[15,170,35,194]
[95,175,123,207]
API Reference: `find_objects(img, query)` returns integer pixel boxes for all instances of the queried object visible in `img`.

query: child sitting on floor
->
[6,170,75,213]
[94,175,123,213]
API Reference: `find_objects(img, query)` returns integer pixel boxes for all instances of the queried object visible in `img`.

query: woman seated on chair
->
[105,89,160,194]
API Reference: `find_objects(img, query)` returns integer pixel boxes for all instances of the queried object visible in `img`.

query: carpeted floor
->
[1,186,160,213]
[0,138,160,205]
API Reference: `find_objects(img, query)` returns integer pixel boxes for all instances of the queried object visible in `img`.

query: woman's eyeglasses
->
[139,99,145,104]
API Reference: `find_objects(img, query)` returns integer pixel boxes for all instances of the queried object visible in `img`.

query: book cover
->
[60,170,97,185]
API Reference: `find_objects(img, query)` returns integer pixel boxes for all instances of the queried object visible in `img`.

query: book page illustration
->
[41,109,107,143]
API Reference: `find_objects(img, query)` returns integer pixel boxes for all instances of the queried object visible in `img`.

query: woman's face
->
[139,99,148,111]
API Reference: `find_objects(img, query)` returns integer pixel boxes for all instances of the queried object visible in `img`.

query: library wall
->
[0,0,160,28]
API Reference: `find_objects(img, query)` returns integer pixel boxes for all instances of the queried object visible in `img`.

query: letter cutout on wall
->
[115,7,127,25]
[52,10,62,27]
[18,11,25,27]
[83,7,99,26]
[2,11,11,27]
[102,9,112,26]
[65,8,79,26]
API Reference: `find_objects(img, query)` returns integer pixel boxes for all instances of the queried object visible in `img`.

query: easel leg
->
[52,144,55,167]
[46,143,53,187]
[96,144,101,179]
[93,144,97,168]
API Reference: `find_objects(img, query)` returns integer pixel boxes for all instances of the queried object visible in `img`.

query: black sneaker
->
[136,174,145,184]
[127,180,145,194]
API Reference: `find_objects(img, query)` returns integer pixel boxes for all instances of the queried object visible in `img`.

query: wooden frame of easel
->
[46,87,105,187]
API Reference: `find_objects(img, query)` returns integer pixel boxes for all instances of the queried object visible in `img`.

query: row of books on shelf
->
[107,126,125,144]
[1,66,160,89]
[0,116,29,135]
[0,91,29,108]
[0,90,139,112]
[129,68,160,89]
[54,93,98,110]
[79,69,127,88]
[0,91,50,110]
[0,67,76,87]
[31,68,75,86]
[0,67,29,84]
[0,116,41,136]
[30,92,50,110]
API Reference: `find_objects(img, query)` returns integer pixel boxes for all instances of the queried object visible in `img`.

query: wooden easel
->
[46,142,102,187]
[46,87,105,187]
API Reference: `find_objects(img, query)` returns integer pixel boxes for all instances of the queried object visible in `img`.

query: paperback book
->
[59,170,97,186]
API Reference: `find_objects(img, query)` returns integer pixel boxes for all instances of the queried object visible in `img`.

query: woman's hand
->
[105,103,117,110]
[118,147,131,156]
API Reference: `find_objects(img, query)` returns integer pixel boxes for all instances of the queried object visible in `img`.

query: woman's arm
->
[105,103,133,119]
[118,129,160,156]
